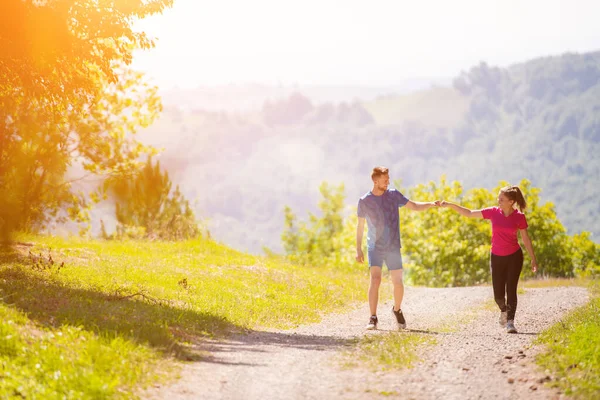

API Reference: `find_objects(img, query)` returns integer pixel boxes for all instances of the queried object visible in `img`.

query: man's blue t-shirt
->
[357,189,410,251]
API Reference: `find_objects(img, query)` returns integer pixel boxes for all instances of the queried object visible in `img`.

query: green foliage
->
[399,177,493,287]
[523,181,573,277]
[107,158,202,240]
[282,182,360,270]
[400,177,600,286]
[283,178,599,287]
[569,232,600,278]
[0,0,172,239]
[0,0,173,97]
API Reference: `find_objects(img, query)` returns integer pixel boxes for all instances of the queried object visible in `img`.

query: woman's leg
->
[505,249,524,321]
[491,253,508,312]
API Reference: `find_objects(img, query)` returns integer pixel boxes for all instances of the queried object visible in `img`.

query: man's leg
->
[386,251,405,311]
[390,269,404,311]
[369,266,382,316]
[388,251,406,329]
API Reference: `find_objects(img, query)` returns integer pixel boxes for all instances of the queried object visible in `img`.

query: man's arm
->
[356,217,365,262]
[404,200,437,212]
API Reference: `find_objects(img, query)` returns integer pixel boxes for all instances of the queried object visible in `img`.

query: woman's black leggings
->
[491,248,524,321]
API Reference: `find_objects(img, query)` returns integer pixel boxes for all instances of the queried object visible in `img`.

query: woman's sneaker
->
[506,320,517,334]
[392,307,407,329]
[499,311,508,327]
[366,315,378,330]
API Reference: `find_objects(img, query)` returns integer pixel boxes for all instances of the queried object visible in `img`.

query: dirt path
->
[145,286,588,400]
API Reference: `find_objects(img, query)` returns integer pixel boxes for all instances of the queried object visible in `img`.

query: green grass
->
[535,281,599,399]
[520,276,591,289]
[0,303,169,399]
[377,390,399,396]
[342,332,435,371]
[0,235,369,399]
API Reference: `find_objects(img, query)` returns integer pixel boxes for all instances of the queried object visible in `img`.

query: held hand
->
[356,249,364,263]
[433,200,442,207]
[439,200,449,207]
[531,260,538,273]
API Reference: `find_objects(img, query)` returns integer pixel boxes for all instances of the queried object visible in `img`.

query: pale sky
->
[131,0,600,88]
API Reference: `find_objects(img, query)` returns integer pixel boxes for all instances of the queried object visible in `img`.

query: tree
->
[569,232,600,278]
[108,157,201,240]
[282,206,299,254]
[399,177,493,287]
[0,0,173,239]
[282,182,352,267]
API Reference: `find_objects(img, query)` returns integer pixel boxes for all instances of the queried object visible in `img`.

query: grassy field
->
[0,235,369,399]
[535,279,599,399]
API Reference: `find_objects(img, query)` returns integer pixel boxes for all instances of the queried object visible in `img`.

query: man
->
[356,166,437,330]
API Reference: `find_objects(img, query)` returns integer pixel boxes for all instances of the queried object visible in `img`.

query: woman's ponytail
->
[500,185,527,212]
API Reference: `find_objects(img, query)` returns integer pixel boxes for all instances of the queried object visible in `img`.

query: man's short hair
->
[371,166,389,180]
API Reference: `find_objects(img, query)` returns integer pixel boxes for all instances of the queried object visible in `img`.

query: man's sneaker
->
[499,311,508,327]
[366,315,378,330]
[506,320,517,334]
[392,307,407,329]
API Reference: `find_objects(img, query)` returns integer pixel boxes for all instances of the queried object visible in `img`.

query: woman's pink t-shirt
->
[481,207,528,256]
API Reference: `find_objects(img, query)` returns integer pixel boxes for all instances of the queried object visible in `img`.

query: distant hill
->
[91,52,600,253]
[364,86,469,127]
[158,78,451,112]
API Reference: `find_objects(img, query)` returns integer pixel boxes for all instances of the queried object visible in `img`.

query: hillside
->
[93,51,600,253]
[0,235,369,398]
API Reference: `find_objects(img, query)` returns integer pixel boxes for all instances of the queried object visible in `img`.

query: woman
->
[440,185,538,333]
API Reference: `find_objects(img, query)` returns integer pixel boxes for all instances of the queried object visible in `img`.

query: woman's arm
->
[440,201,484,218]
[519,228,538,273]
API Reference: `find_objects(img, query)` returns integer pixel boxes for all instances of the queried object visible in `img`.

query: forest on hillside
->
[106,52,600,252]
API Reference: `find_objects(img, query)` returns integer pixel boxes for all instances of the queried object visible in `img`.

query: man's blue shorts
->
[368,248,403,270]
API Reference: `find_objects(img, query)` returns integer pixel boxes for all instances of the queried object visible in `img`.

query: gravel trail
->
[145,285,588,400]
